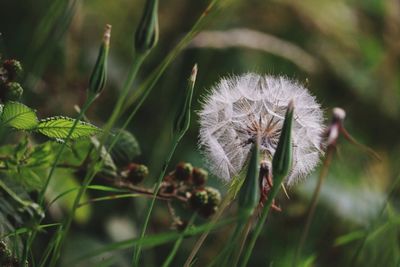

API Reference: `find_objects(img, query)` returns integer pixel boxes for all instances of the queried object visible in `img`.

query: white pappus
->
[198,73,325,186]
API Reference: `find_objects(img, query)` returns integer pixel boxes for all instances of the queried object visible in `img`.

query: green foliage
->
[0,102,38,130]
[106,129,141,167]
[36,116,101,140]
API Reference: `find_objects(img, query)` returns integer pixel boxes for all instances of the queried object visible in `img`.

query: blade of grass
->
[69,216,237,265]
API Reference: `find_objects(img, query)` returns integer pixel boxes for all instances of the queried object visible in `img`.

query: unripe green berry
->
[189,189,208,210]
[125,163,148,184]
[175,162,193,181]
[192,167,208,186]
[3,59,22,81]
[5,82,23,101]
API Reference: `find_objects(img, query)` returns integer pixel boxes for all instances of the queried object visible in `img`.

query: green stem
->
[132,136,182,266]
[47,54,145,267]
[162,214,197,267]
[349,172,400,265]
[23,93,96,265]
[184,194,233,267]
[239,182,282,267]
[293,146,334,267]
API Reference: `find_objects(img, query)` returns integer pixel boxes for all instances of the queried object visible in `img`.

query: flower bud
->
[272,101,294,186]
[134,0,159,54]
[175,162,193,181]
[2,59,22,81]
[125,163,149,184]
[4,82,23,101]
[173,64,197,137]
[88,24,111,98]
[192,167,208,186]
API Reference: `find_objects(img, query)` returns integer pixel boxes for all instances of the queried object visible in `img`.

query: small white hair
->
[198,73,325,186]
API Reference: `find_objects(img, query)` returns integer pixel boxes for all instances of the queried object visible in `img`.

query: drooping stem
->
[293,145,334,266]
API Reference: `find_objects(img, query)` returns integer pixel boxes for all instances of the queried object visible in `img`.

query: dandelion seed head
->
[198,73,325,186]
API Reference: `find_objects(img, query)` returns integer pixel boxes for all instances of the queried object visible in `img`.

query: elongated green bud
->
[135,0,159,54]
[272,100,294,186]
[173,64,197,137]
[238,136,260,217]
[88,24,111,98]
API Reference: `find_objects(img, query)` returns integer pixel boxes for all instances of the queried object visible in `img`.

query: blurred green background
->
[1,0,399,266]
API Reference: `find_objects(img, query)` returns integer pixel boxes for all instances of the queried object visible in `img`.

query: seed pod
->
[4,82,23,101]
[238,135,261,217]
[88,24,111,98]
[272,101,294,186]
[192,167,208,186]
[173,64,197,138]
[2,59,22,81]
[175,162,193,181]
[134,0,159,54]
[125,163,149,184]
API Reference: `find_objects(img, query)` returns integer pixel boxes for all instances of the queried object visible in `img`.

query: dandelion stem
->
[292,145,334,267]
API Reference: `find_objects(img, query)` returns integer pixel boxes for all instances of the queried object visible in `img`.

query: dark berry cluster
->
[0,241,28,267]
[122,163,149,184]
[0,57,23,102]
[161,162,221,218]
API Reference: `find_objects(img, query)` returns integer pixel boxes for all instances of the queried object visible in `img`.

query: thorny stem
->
[293,145,335,267]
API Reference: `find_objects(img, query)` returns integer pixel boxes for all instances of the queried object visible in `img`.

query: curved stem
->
[292,146,334,267]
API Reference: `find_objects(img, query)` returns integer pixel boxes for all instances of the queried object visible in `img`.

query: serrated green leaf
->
[36,116,102,140]
[0,101,39,130]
